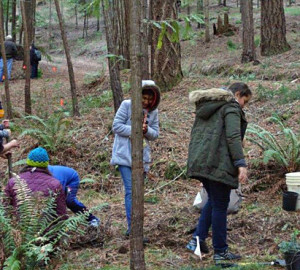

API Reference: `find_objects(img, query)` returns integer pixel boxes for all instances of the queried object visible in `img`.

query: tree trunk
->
[0,1,12,119]
[223,0,227,6]
[5,0,9,36]
[151,0,183,92]
[257,0,259,8]
[218,0,222,5]
[48,0,53,49]
[19,23,23,45]
[102,0,123,113]
[75,1,78,29]
[197,0,203,29]
[141,0,149,78]
[54,0,80,116]
[20,0,31,115]
[241,0,256,63]
[129,0,146,268]
[204,0,210,42]
[261,0,291,56]
[32,0,36,43]
[11,0,17,42]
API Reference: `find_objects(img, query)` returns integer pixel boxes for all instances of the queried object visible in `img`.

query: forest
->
[0,0,300,269]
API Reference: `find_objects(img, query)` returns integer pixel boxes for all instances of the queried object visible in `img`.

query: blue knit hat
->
[26,147,49,168]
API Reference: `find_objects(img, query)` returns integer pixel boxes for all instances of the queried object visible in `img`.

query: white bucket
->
[286,172,300,210]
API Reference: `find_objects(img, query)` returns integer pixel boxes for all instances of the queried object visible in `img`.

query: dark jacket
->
[187,88,248,189]
[0,41,17,59]
[5,167,67,218]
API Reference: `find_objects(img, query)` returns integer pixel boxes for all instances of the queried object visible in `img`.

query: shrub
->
[20,113,74,153]
[246,116,300,172]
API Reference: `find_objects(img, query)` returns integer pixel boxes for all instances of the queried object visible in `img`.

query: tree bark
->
[48,0,53,49]
[5,0,9,36]
[0,1,12,119]
[129,1,146,269]
[102,0,123,113]
[204,0,210,42]
[11,0,17,42]
[241,0,256,63]
[141,0,149,79]
[261,0,291,56]
[197,0,203,29]
[20,0,31,115]
[54,0,80,116]
[151,0,183,92]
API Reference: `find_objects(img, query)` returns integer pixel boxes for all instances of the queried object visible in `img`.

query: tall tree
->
[129,0,146,269]
[102,0,123,113]
[54,0,80,116]
[20,0,32,114]
[11,0,17,42]
[261,0,291,56]
[141,0,149,78]
[0,0,12,118]
[5,0,9,36]
[197,0,203,29]
[151,0,183,92]
[241,0,256,63]
[204,0,210,42]
[48,0,53,49]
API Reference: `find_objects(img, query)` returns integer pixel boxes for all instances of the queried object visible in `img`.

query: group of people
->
[0,35,41,81]
[1,79,253,263]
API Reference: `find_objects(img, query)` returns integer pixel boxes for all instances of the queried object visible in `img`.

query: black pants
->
[30,63,38,78]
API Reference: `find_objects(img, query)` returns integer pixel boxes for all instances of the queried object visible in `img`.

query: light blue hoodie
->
[110,81,160,172]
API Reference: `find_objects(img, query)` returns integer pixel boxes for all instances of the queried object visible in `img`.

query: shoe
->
[89,217,100,227]
[186,238,209,254]
[213,250,241,261]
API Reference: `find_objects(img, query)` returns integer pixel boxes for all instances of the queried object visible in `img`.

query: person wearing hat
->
[4,147,67,219]
[0,35,17,82]
[110,80,160,236]
[48,165,100,227]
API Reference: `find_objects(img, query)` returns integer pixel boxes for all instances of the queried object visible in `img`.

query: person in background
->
[0,35,17,82]
[48,165,100,227]
[5,147,67,219]
[110,80,160,237]
[30,43,41,79]
[186,83,252,262]
[0,119,19,159]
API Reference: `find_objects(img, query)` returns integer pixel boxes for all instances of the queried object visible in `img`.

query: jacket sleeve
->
[224,106,246,166]
[12,44,17,58]
[0,129,9,138]
[55,185,67,219]
[144,109,159,141]
[112,101,131,137]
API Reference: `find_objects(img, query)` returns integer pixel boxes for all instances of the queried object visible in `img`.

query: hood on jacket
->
[189,88,235,120]
[142,80,160,111]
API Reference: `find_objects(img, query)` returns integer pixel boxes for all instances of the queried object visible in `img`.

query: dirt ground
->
[0,1,300,269]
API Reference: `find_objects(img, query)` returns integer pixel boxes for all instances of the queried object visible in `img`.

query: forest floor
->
[0,1,300,270]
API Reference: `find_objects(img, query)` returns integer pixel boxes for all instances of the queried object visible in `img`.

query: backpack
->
[34,49,41,61]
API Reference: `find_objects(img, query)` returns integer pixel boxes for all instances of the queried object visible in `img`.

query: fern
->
[0,174,107,269]
[246,116,300,172]
[20,113,74,153]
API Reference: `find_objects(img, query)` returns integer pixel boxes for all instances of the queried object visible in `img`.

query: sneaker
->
[186,238,209,254]
[89,217,100,227]
[213,250,241,261]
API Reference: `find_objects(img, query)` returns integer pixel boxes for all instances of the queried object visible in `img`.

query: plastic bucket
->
[282,191,299,211]
[286,172,300,210]
[284,251,300,270]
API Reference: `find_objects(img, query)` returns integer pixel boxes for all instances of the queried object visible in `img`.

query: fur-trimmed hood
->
[189,88,236,120]
[189,88,234,104]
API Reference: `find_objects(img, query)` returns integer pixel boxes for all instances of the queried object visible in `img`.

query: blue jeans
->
[193,179,231,253]
[119,165,132,232]
[0,58,14,81]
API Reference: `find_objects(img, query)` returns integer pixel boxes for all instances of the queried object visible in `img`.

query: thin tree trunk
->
[257,0,259,8]
[11,0,17,42]
[197,0,203,29]
[0,1,12,118]
[75,1,78,29]
[5,0,9,36]
[20,0,31,115]
[141,0,149,78]
[102,0,123,113]
[48,0,52,49]
[129,0,145,268]
[19,23,23,45]
[204,0,210,42]
[241,0,256,63]
[31,0,36,43]
[54,0,80,116]
[260,0,291,56]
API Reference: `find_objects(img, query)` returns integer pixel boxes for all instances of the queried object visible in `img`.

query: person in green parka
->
[186,83,252,262]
